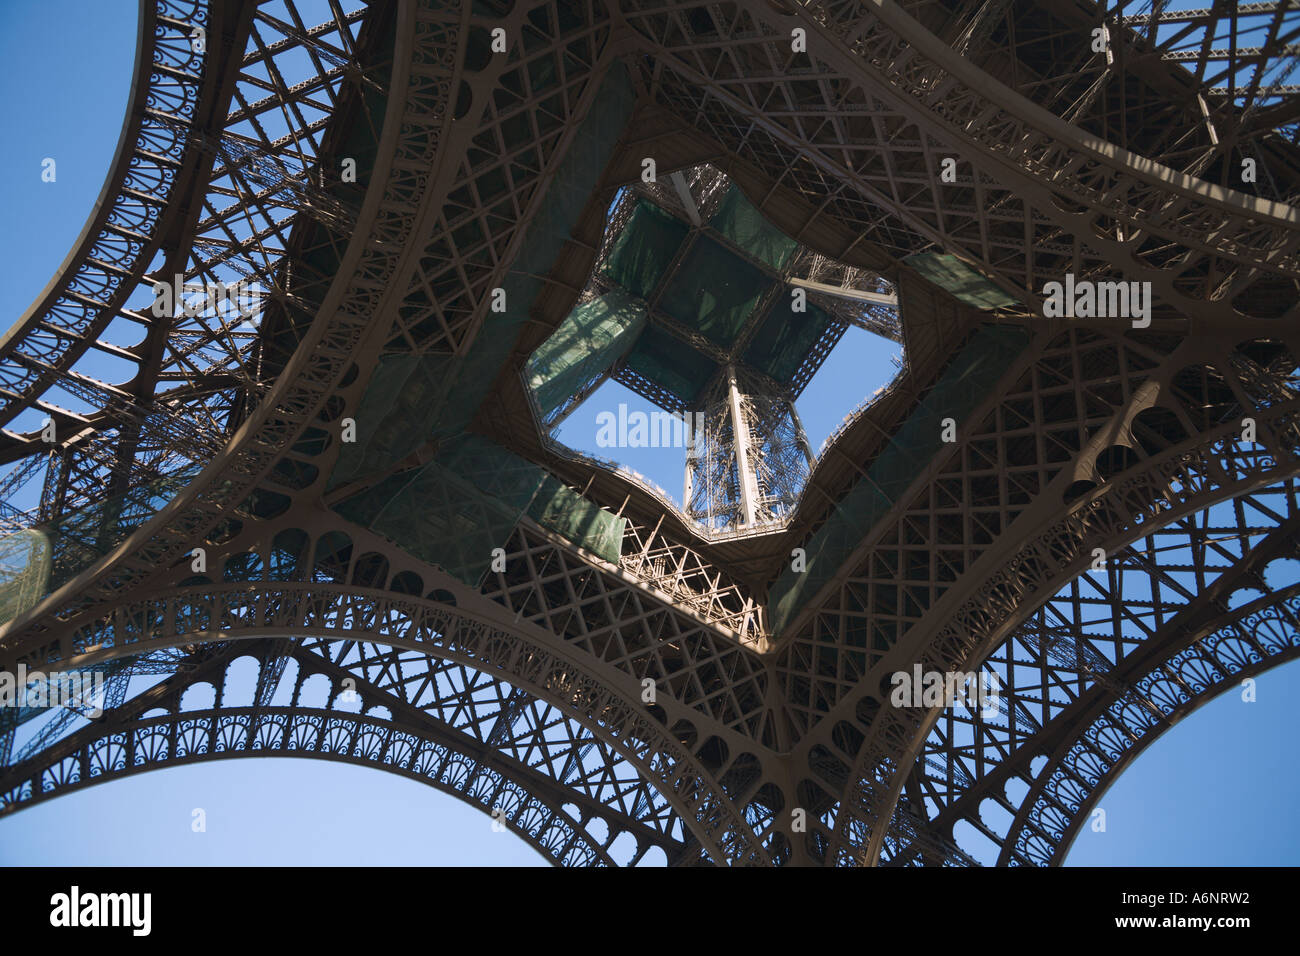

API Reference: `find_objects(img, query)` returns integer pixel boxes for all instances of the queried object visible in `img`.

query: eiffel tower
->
[1,0,1299,867]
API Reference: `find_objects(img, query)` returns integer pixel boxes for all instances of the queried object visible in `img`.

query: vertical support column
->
[726,366,760,527]
[788,399,815,470]
[684,369,809,530]
[683,428,697,521]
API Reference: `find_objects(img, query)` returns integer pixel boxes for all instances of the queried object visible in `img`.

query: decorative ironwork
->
[2,0,1299,866]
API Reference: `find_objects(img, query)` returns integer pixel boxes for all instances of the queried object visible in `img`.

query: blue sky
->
[1,0,1297,867]
[554,322,902,507]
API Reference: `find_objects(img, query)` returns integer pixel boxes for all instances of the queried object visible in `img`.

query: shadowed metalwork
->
[2,0,1299,865]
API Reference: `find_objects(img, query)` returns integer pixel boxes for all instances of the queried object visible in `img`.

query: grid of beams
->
[2,0,1300,867]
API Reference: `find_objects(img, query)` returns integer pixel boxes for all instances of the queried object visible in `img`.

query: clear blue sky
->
[1,0,1297,867]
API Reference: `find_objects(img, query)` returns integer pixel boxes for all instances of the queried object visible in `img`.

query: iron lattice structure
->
[531,160,892,533]
[0,0,1298,867]
[684,366,814,531]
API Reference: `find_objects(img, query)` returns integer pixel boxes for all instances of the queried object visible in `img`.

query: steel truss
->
[2,0,1299,866]
[684,366,814,531]
[540,161,892,530]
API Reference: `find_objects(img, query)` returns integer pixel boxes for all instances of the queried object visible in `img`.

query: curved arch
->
[0,0,208,423]
[0,0,425,642]
[832,375,1300,865]
[17,581,767,864]
[1,632,702,865]
[5,0,1300,871]
[749,329,1300,863]
[1011,585,1300,865]
[1,706,614,867]
[0,3,393,629]
[901,476,1300,866]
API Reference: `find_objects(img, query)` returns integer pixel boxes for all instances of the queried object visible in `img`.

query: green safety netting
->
[525,475,624,564]
[522,153,834,412]
[353,435,545,584]
[767,324,1030,635]
[621,323,719,405]
[430,63,634,442]
[428,64,636,441]
[659,237,772,347]
[335,434,626,585]
[329,467,421,531]
[328,353,455,489]
[0,528,51,626]
[743,297,835,384]
[600,199,689,300]
[323,64,636,488]
[526,290,646,422]
[709,184,798,271]
[904,253,1020,310]
[326,66,639,584]
[0,463,202,627]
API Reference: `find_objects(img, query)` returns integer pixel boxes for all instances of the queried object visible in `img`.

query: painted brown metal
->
[2,0,1299,866]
